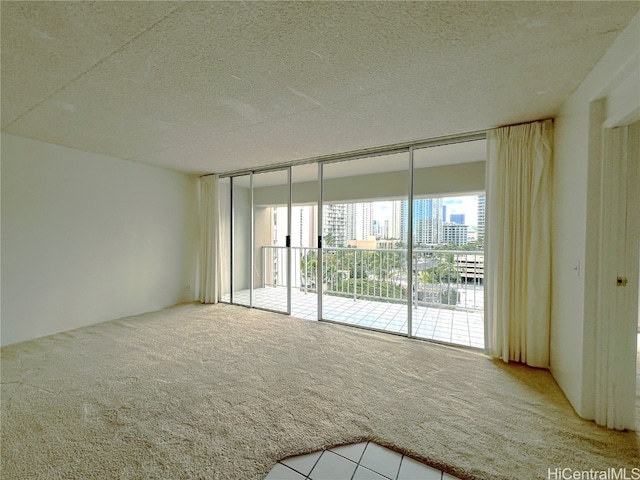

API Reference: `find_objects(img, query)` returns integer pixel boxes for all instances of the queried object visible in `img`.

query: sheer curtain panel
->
[484,119,553,368]
[199,175,219,304]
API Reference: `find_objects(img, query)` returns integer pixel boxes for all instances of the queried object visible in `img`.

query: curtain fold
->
[199,175,219,304]
[484,119,553,368]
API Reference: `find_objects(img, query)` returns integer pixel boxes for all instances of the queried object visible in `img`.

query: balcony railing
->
[261,245,484,312]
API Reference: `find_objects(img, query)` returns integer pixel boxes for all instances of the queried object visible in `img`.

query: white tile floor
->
[223,286,484,349]
[266,442,460,480]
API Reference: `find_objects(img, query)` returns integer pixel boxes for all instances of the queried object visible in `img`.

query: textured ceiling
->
[2,1,638,175]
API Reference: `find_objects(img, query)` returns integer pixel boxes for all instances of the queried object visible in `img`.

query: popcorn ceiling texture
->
[1,2,638,174]
[1,303,638,479]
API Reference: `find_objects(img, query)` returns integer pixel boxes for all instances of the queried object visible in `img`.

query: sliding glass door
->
[410,141,486,347]
[219,177,231,303]
[224,169,292,313]
[231,174,252,307]
[319,152,410,333]
[290,164,318,320]
[220,136,486,349]
[252,169,291,314]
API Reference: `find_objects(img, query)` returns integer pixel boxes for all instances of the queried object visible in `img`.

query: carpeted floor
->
[1,303,638,479]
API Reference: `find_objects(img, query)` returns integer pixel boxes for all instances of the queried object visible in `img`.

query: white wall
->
[551,12,640,417]
[1,134,199,346]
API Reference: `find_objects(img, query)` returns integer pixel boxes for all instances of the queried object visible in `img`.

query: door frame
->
[591,119,640,430]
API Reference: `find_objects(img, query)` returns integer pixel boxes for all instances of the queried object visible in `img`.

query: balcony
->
[224,246,484,349]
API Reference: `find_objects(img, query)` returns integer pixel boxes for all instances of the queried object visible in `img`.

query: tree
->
[417,270,433,285]
[323,232,335,247]
[300,250,317,288]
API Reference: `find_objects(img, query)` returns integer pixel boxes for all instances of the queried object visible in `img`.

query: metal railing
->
[261,245,484,311]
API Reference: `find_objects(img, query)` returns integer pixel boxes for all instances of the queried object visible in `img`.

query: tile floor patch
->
[359,443,402,479]
[352,465,388,480]
[398,456,442,480]
[265,463,306,480]
[266,442,461,479]
[281,451,322,476]
[308,451,357,480]
[329,442,367,463]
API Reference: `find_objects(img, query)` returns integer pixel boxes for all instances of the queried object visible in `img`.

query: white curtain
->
[484,119,553,368]
[198,175,219,304]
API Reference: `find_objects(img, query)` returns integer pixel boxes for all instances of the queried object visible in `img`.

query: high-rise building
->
[291,205,317,247]
[443,222,469,245]
[346,202,373,241]
[477,194,485,242]
[273,205,318,290]
[400,198,443,246]
[450,213,465,225]
[390,201,402,240]
[322,204,347,247]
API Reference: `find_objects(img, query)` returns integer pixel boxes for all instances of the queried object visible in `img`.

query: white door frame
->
[582,43,640,429]
[592,119,639,430]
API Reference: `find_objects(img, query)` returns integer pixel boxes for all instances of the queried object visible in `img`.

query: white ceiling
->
[2,1,638,176]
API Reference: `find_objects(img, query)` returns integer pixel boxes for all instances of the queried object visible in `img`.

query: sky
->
[443,196,479,227]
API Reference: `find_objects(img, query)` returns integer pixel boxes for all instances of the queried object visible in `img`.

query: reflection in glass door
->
[319,152,410,333]
[231,174,252,307]
[252,169,291,314]
[219,177,231,303]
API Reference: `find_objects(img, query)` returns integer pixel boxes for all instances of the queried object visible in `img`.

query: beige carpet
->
[1,303,638,479]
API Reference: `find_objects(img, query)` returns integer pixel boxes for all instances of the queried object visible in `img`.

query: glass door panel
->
[411,140,486,347]
[231,174,252,307]
[291,164,318,320]
[320,152,410,333]
[219,177,231,303]
[252,169,290,313]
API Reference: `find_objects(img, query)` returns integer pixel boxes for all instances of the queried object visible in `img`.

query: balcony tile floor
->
[266,441,460,480]
[223,286,484,349]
